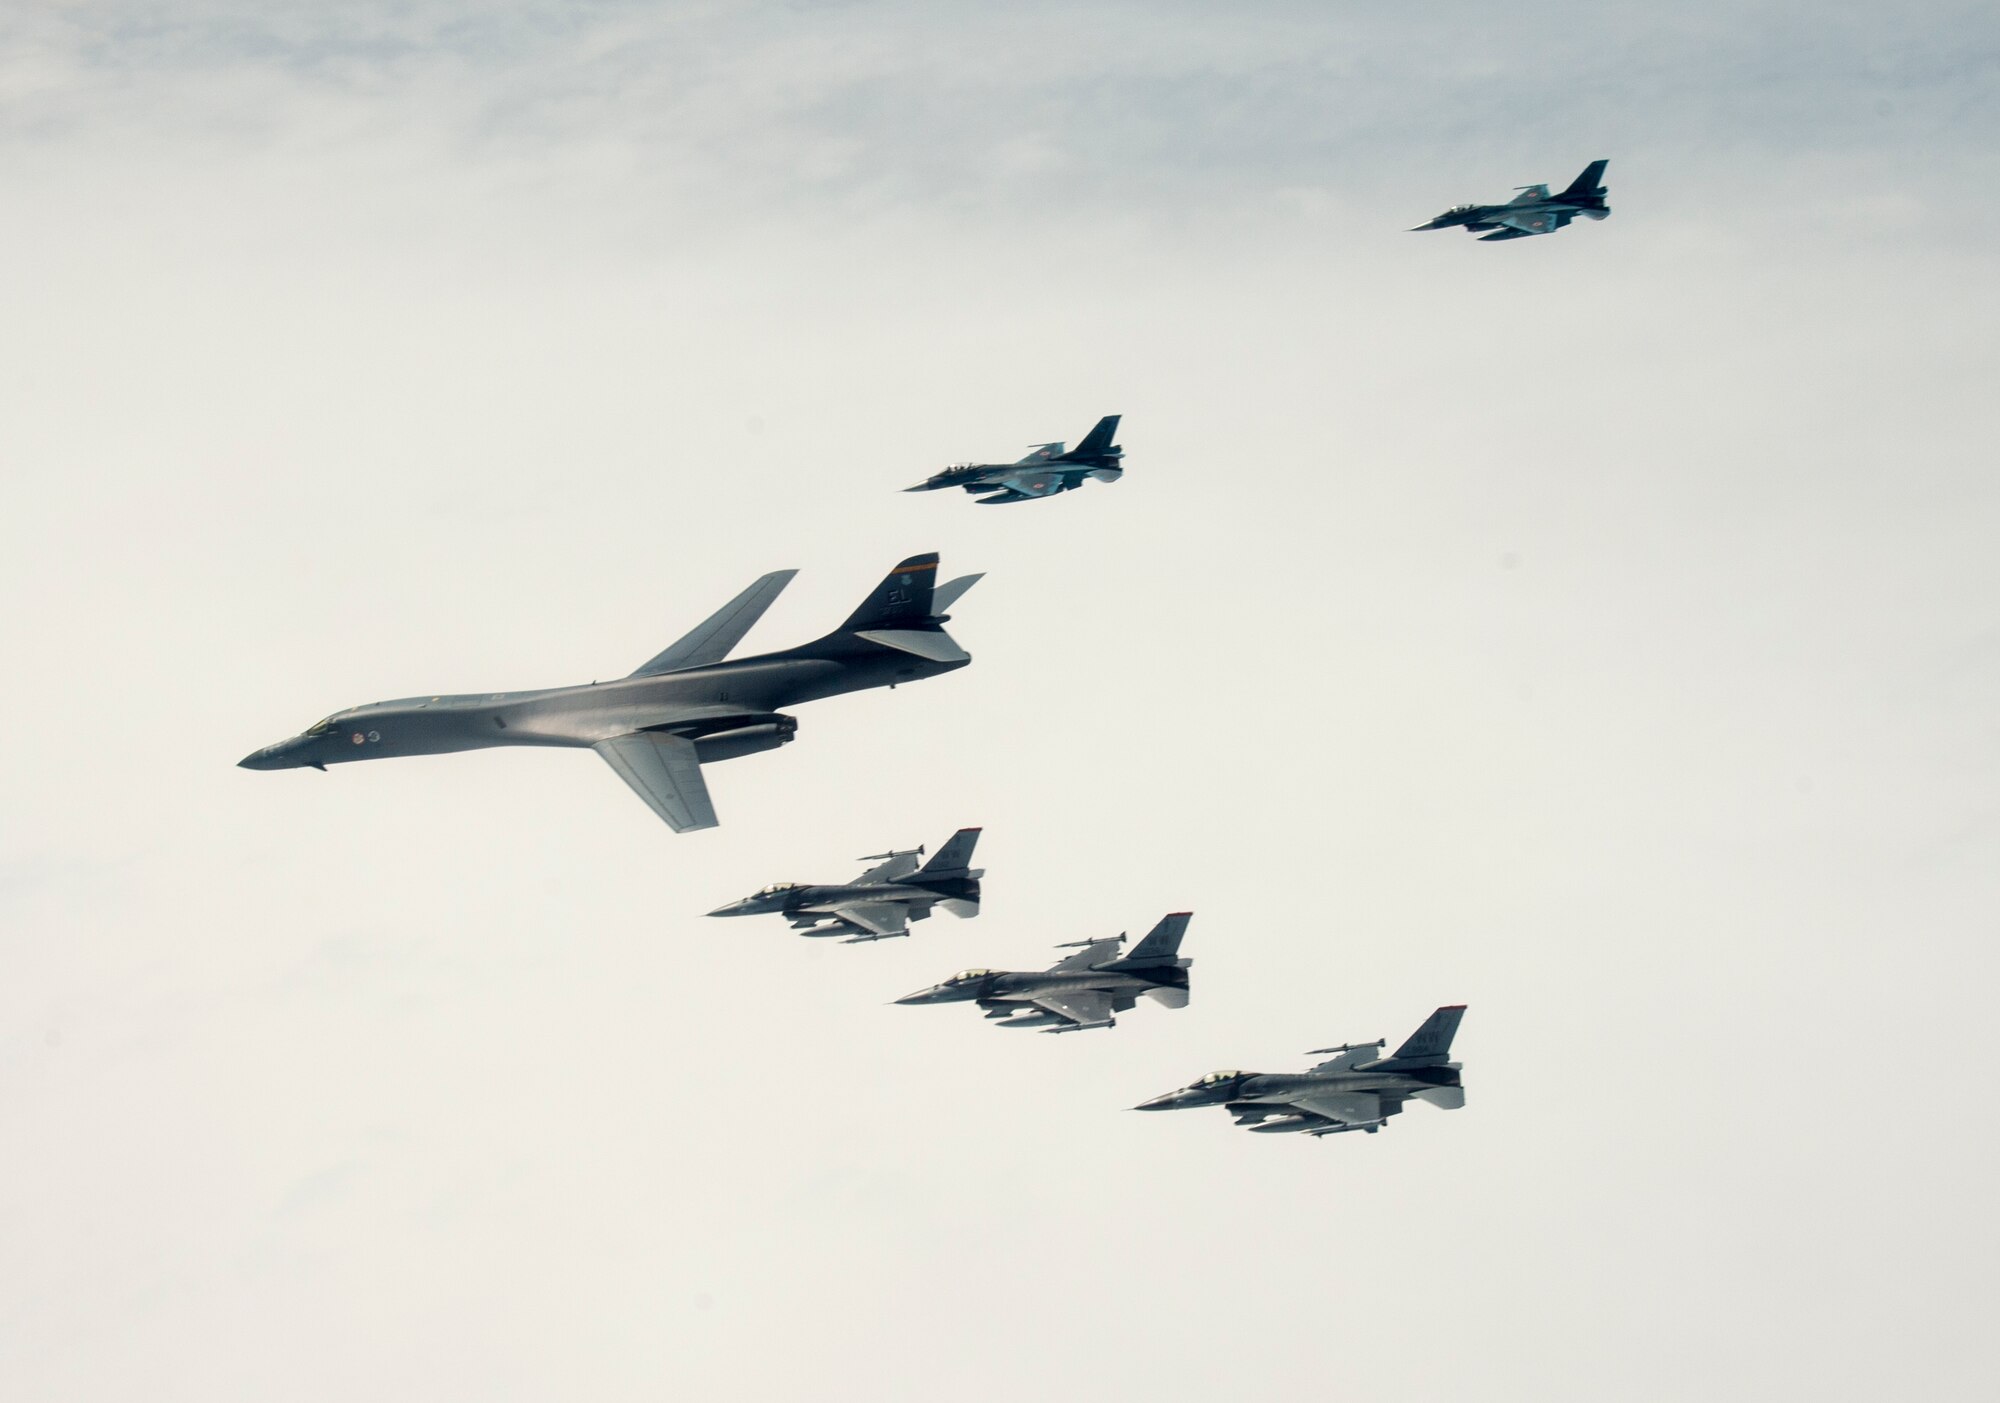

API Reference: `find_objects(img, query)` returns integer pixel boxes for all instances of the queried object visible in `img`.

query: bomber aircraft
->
[905,415,1123,503]
[707,828,984,941]
[1135,1005,1467,1136]
[1413,160,1610,241]
[239,554,982,834]
[894,913,1192,1033]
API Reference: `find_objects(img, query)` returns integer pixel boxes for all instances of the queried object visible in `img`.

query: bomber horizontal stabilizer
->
[854,629,970,664]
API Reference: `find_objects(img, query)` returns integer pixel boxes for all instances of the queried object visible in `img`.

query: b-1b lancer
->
[905,415,1123,503]
[239,554,982,834]
[895,913,1192,1033]
[1135,1006,1466,1136]
[707,828,984,941]
[1413,160,1609,241]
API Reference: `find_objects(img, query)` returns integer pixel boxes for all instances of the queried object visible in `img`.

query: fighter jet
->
[905,415,1123,504]
[1134,1005,1466,1136]
[707,828,984,942]
[894,913,1192,1033]
[238,554,982,834]
[1413,160,1609,241]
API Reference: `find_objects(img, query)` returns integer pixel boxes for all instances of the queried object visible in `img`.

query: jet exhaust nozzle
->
[692,719,795,763]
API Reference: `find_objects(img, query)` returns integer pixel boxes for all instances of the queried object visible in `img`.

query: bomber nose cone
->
[238,741,293,770]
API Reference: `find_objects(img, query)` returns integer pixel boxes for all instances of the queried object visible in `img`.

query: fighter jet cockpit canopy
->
[950,969,997,983]
[757,882,800,895]
[1198,1070,1243,1085]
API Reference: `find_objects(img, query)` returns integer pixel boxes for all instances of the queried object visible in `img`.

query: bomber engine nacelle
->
[693,715,797,763]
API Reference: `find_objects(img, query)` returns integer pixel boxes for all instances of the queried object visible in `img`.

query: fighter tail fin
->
[1559,159,1609,201]
[1113,912,1191,967]
[918,827,981,876]
[1065,414,1121,460]
[1389,1005,1466,1063]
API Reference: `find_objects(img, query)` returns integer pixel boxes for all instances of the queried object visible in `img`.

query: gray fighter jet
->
[239,554,982,833]
[1135,1006,1466,1136]
[1413,160,1609,241]
[905,415,1123,503]
[894,913,1192,1033]
[707,828,984,942]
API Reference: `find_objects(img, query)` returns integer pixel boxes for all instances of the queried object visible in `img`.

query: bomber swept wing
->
[630,570,797,676]
[594,733,718,832]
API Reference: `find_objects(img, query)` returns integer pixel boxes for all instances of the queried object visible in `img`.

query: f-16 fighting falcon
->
[1135,1006,1466,1137]
[239,554,982,834]
[905,415,1123,504]
[707,828,984,942]
[1413,160,1609,241]
[894,913,1192,1033]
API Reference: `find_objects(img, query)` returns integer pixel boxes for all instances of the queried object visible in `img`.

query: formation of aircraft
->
[1136,1006,1467,1136]
[1413,160,1611,241]
[895,913,1193,1032]
[232,159,1604,1140]
[708,828,984,941]
[905,414,1124,503]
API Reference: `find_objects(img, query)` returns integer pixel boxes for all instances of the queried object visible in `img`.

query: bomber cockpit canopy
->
[951,969,997,982]
[1199,1070,1243,1085]
[303,717,337,737]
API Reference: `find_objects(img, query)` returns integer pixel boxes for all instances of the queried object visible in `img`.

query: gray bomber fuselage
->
[241,637,963,772]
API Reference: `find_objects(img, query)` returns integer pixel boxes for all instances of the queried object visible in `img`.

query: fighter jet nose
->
[706,903,745,917]
[1132,1093,1181,1111]
[893,987,942,1005]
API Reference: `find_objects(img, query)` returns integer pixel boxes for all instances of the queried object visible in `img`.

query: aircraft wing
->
[594,733,718,832]
[1284,1090,1392,1127]
[853,853,921,884]
[983,469,1065,499]
[1489,209,1559,235]
[1048,938,1124,972]
[630,569,797,677]
[1027,988,1114,1029]
[824,902,909,940]
[1309,1047,1382,1074]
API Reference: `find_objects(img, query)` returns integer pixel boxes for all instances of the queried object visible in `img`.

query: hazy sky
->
[4,3,1998,1398]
